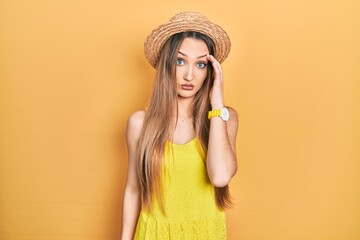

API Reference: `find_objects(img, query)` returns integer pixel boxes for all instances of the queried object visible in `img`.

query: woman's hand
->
[206,55,238,187]
[207,55,224,109]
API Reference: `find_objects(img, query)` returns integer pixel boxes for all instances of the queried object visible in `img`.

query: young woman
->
[121,12,238,240]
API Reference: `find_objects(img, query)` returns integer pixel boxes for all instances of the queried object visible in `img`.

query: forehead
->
[178,37,209,58]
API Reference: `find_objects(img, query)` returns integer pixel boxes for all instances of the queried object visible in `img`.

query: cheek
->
[196,69,207,84]
[175,67,184,81]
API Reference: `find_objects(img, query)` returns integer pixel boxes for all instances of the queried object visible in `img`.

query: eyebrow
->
[178,51,208,59]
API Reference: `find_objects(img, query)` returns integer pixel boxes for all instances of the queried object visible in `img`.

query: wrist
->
[208,106,230,121]
[211,102,224,110]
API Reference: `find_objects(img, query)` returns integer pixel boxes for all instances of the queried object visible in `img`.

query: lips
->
[180,84,194,90]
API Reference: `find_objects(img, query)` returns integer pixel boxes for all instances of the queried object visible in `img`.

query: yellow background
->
[1,0,359,239]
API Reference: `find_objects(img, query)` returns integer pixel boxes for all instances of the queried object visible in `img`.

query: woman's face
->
[175,37,209,100]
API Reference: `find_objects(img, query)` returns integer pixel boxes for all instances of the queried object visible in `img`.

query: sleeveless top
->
[134,138,227,239]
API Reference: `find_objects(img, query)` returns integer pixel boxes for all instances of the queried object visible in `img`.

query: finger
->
[207,55,223,78]
[207,55,223,82]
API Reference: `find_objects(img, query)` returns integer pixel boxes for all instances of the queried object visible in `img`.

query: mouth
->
[180,84,194,91]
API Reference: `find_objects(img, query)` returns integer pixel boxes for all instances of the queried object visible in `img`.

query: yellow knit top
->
[134,138,226,240]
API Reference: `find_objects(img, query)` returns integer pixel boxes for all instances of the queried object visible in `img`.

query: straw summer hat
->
[144,11,231,68]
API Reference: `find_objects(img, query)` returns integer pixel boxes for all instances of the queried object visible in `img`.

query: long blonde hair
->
[137,32,232,213]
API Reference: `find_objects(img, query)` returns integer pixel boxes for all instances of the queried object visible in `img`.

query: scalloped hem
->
[134,211,227,240]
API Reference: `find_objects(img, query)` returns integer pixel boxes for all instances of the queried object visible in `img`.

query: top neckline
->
[167,138,196,146]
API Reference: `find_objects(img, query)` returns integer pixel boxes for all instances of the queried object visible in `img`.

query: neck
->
[176,97,194,119]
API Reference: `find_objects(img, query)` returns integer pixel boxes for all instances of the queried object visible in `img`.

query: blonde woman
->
[121,12,238,240]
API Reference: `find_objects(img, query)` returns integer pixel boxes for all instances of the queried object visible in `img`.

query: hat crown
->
[169,11,209,23]
[144,11,231,68]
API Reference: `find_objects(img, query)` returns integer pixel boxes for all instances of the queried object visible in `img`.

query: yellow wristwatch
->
[208,107,230,121]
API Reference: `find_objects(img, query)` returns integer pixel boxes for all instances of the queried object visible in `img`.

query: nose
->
[183,65,194,81]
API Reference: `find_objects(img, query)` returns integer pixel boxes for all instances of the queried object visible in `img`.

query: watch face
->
[221,107,230,121]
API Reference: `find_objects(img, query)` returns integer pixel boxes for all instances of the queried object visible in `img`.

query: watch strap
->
[208,109,222,119]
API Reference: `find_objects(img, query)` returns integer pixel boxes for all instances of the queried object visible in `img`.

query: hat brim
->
[144,13,231,68]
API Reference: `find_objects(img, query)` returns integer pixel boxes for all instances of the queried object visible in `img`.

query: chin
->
[178,93,196,99]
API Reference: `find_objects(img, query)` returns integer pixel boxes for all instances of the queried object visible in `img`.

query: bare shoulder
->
[127,110,145,128]
[126,110,145,144]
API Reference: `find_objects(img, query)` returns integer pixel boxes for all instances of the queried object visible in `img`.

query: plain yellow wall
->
[1,0,359,239]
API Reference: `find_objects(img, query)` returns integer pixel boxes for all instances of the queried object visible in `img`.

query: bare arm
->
[121,111,145,240]
[206,55,238,187]
[207,107,238,187]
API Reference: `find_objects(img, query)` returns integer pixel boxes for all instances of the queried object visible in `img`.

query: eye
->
[176,58,185,66]
[197,62,207,69]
